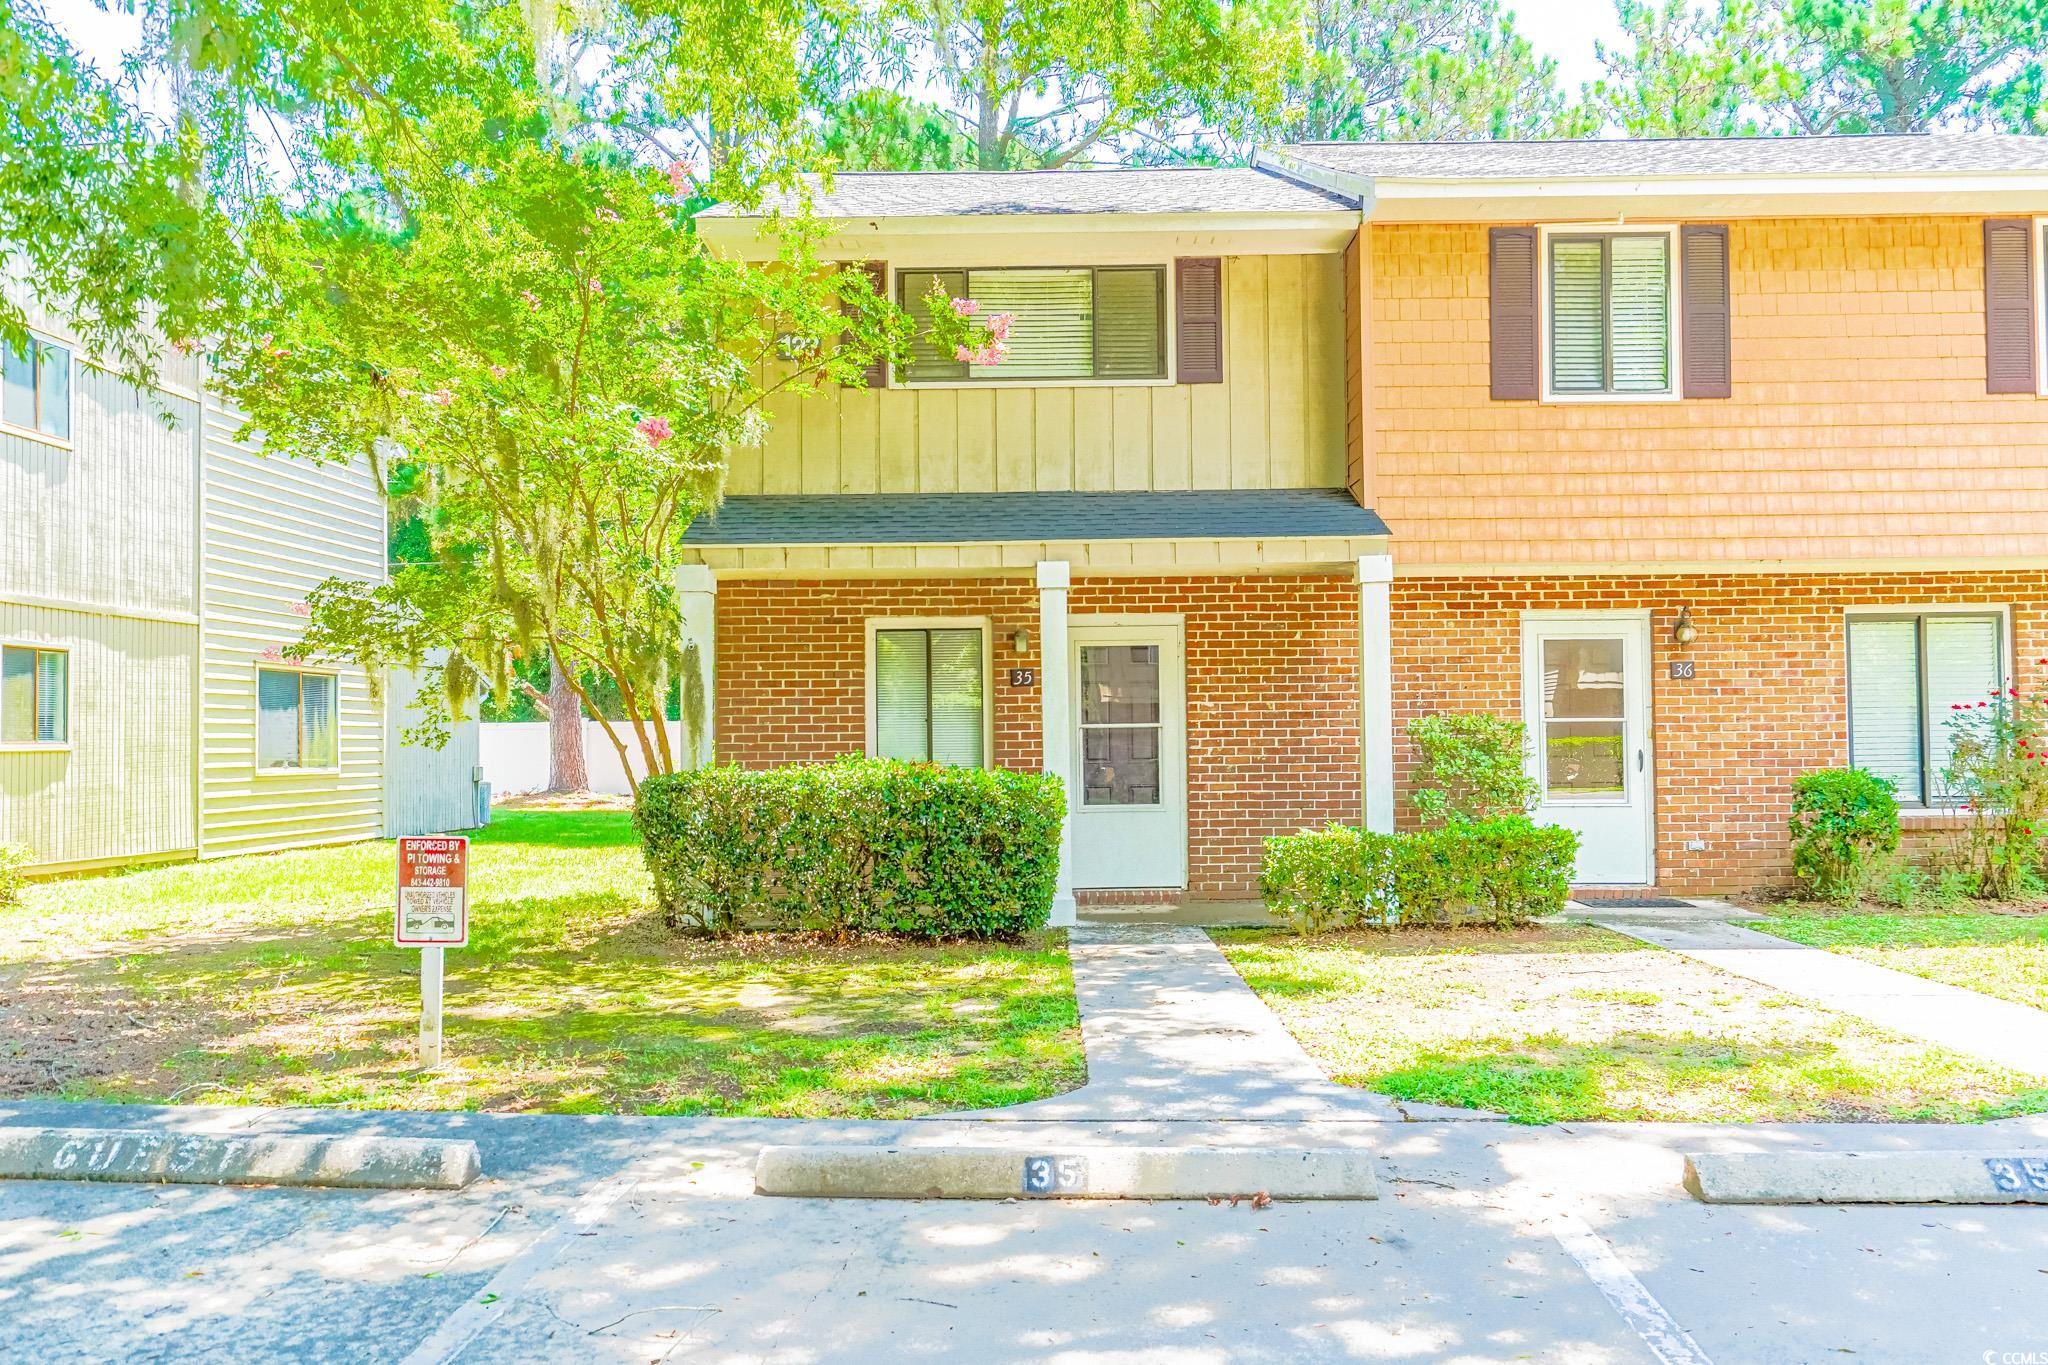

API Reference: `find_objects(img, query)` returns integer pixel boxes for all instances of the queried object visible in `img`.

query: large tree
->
[1586,0,1788,136]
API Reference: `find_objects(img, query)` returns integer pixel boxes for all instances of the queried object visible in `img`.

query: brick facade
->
[1394,569,2048,894]
[715,573,1363,897]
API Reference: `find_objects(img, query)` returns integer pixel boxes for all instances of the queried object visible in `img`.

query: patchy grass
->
[1214,924,2048,1124]
[1753,906,2048,1013]
[1,811,1083,1117]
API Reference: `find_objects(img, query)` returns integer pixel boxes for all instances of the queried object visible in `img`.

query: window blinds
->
[897,267,1166,382]
[1547,234,1671,395]
[875,628,984,767]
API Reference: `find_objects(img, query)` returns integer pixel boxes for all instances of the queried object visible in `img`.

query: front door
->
[1521,613,1654,886]
[1069,621,1187,889]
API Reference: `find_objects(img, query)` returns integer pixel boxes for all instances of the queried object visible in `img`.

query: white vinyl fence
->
[481,720,693,796]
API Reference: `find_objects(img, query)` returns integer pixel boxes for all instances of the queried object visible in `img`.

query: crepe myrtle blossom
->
[666,160,689,195]
[637,415,672,447]
[519,289,540,311]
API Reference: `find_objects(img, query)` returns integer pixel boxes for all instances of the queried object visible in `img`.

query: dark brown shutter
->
[1984,220,2036,395]
[840,260,889,389]
[1680,225,1731,399]
[1175,257,1223,384]
[1489,227,1538,400]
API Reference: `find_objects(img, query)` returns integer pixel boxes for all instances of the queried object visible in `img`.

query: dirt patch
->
[494,792,634,813]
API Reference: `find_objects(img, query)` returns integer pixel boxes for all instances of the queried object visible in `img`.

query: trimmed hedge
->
[634,758,1064,939]
[1262,817,1578,931]
[1788,767,1900,904]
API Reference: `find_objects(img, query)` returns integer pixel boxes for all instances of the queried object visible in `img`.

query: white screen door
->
[1521,614,1654,885]
[1069,622,1186,889]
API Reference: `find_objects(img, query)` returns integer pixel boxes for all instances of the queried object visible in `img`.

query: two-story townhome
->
[693,133,2048,919]
[2,297,479,875]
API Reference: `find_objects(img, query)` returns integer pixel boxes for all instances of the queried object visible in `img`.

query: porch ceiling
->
[683,488,1390,547]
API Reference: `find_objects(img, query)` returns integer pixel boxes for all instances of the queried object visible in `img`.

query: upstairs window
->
[870,625,986,767]
[2,335,72,441]
[257,668,339,770]
[897,266,1166,383]
[1545,230,1675,398]
[1,645,68,746]
[1847,612,2004,807]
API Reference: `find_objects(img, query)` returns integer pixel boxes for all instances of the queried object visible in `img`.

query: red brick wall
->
[1394,570,2048,894]
[714,574,1364,897]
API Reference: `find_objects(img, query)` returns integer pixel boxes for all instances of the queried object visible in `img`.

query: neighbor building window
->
[257,668,339,769]
[897,267,1165,383]
[1847,612,2005,806]
[1545,230,1674,398]
[1,645,68,745]
[2,335,72,441]
[871,626,986,766]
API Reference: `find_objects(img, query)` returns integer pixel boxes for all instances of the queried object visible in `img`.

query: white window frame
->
[253,663,343,775]
[1537,223,1683,405]
[890,265,1178,391]
[0,640,72,751]
[0,329,76,448]
[862,617,996,768]
[2033,215,2048,398]
[1844,604,2013,810]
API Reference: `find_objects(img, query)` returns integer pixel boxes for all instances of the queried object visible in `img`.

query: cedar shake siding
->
[1363,215,2048,568]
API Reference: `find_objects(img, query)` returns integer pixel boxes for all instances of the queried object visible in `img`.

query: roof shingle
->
[697,167,1357,219]
[683,488,1389,545]
[1269,132,2048,181]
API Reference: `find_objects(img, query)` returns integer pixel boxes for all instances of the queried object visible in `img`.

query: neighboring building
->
[2,298,479,875]
[694,135,2048,913]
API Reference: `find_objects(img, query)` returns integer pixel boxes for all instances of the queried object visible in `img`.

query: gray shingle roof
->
[697,167,1356,219]
[683,488,1389,545]
[1269,133,2048,181]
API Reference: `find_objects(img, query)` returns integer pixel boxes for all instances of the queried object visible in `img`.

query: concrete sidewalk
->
[1579,907,2048,1079]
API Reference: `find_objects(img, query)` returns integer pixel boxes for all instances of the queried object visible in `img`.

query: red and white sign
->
[395,835,469,948]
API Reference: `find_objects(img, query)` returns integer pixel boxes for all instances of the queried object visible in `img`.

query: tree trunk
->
[546,657,589,793]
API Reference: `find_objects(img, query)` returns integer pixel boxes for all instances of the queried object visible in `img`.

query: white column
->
[1358,553,1396,834]
[1037,560,1077,927]
[676,563,717,769]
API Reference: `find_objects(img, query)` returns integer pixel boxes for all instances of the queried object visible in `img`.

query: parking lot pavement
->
[4,1102,2048,1363]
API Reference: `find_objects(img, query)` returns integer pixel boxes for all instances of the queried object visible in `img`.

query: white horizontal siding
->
[198,406,387,857]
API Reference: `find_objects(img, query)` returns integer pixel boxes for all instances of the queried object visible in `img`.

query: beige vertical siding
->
[733,252,1347,496]
[0,603,196,870]
[198,407,387,856]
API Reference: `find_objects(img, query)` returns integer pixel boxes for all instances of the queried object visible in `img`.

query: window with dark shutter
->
[1489,228,1538,400]
[895,266,1168,383]
[1174,257,1223,385]
[1984,219,2036,395]
[1681,225,1731,399]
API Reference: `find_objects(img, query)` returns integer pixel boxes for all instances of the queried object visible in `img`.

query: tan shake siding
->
[0,602,196,869]
[198,407,386,856]
[1367,215,2048,567]
[715,573,1361,897]
[732,253,1348,497]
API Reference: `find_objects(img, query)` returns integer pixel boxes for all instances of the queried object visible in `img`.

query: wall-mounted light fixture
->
[1672,605,1697,648]
[1011,627,1031,654]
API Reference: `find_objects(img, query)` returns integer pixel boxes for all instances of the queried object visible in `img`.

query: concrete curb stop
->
[0,1126,482,1191]
[1683,1150,2048,1205]
[755,1145,1380,1200]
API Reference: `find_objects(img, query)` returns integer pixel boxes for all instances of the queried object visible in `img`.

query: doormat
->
[1579,896,1692,909]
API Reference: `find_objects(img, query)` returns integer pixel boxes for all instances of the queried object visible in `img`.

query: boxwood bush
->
[1262,817,1577,931]
[634,758,1064,939]
[1788,767,1900,904]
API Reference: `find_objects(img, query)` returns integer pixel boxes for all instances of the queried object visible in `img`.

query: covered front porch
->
[678,488,1397,924]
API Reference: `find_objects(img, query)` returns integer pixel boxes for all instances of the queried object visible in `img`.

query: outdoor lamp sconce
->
[1672,605,1697,648]
[1011,627,1031,654]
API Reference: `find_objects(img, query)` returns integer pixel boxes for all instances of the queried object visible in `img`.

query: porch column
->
[676,563,717,769]
[1358,553,1395,833]
[1037,560,1077,927]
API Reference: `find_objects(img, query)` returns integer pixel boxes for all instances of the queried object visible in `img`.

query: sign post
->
[396,835,469,1067]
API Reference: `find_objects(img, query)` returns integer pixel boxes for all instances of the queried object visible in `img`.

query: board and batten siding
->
[0,602,196,869]
[729,252,1347,497]
[199,405,387,857]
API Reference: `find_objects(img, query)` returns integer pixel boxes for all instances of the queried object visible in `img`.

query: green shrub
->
[0,843,28,909]
[1408,712,1539,827]
[1262,817,1577,932]
[1871,861,1927,911]
[1788,768,1900,904]
[634,758,1064,939]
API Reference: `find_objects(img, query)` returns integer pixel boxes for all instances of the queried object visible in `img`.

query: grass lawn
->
[1752,906,2048,1013]
[1,811,1083,1117]
[1215,924,2048,1124]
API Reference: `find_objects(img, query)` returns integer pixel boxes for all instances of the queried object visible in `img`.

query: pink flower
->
[520,290,540,311]
[988,313,1013,340]
[589,279,604,296]
[489,365,508,380]
[289,600,310,617]
[425,388,453,407]
[638,415,672,447]
[954,344,974,363]
[259,645,282,662]
[666,160,689,194]
[950,297,980,316]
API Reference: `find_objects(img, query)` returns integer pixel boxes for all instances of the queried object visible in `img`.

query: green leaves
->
[1407,711,1539,828]
[1788,767,1901,904]
[1263,818,1578,932]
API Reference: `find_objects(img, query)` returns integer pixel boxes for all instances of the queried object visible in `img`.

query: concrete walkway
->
[971,924,1409,1122]
[1577,905,2048,1080]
